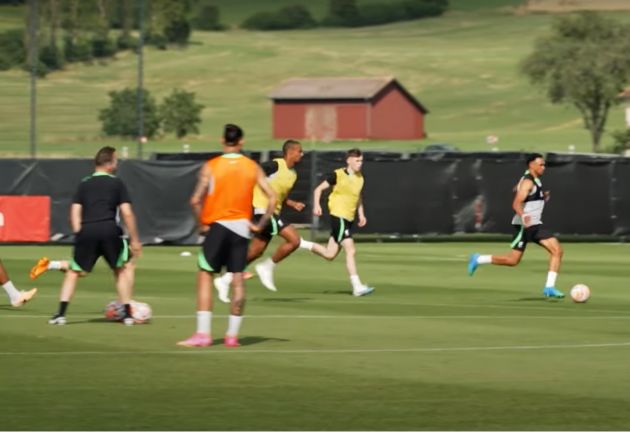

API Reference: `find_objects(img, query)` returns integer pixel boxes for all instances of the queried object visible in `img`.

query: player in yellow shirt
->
[214,140,305,301]
[299,148,374,296]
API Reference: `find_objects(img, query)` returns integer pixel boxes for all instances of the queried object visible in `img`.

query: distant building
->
[268,77,428,141]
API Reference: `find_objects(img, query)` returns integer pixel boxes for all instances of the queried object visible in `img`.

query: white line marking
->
[1,314,629,319]
[1,342,629,356]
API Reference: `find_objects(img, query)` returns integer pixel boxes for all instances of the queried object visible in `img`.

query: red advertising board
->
[0,196,50,242]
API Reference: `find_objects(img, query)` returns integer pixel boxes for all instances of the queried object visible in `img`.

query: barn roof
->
[269,77,428,113]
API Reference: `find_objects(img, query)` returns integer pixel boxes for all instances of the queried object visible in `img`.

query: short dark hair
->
[224,124,244,146]
[346,148,362,158]
[94,146,116,166]
[282,139,301,155]
[526,152,543,166]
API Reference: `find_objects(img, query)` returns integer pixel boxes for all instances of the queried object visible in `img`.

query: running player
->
[177,124,276,348]
[214,139,305,301]
[467,153,565,298]
[1,259,37,307]
[299,148,374,297]
[46,146,142,325]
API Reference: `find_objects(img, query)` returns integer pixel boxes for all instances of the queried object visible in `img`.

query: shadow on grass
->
[257,297,313,303]
[514,297,561,302]
[322,290,353,295]
[220,335,290,346]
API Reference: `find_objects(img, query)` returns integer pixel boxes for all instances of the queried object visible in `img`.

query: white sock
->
[220,272,233,284]
[350,274,362,290]
[477,255,492,264]
[263,257,276,268]
[299,238,314,251]
[48,261,63,270]
[226,314,243,337]
[196,311,211,335]
[545,271,558,288]
[2,281,20,302]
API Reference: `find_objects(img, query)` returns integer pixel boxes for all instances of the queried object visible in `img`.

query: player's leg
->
[299,216,344,260]
[30,257,69,280]
[307,236,341,260]
[340,238,374,297]
[49,233,96,324]
[105,236,135,325]
[224,227,250,347]
[256,221,300,292]
[0,259,37,307]
[538,235,564,298]
[468,225,525,275]
[178,224,223,347]
[215,222,271,301]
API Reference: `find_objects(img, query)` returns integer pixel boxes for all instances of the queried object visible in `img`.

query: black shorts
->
[510,224,554,252]
[198,223,249,273]
[330,216,354,244]
[253,214,287,241]
[71,222,131,273]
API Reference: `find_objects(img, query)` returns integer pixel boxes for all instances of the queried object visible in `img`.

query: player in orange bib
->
[178,124,276,348]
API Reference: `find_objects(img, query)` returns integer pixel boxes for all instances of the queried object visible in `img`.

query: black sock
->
[123,303,132,318]
[57,301,69,316]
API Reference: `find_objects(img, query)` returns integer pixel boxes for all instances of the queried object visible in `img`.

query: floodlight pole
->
[29,0,38,158]
[136,0,146,159]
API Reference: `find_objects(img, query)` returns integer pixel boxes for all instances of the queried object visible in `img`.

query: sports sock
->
[196,311,211,335]
[299,238,314,251]
[545,271,558,288]
[477,255,492,264]
[350,274,362,290]
[263,257,275,268]
[48,261,63,270]
[226,314,243,337]
[2,281,20,302]
[221,272,233,284]
[56,301,69,317]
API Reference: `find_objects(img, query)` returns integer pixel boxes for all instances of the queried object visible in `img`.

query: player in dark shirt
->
[42,146,142,325]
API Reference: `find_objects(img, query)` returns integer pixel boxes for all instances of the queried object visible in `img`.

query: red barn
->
[269,77,428,141]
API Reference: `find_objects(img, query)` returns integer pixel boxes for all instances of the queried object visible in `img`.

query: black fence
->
[1,151,629,244]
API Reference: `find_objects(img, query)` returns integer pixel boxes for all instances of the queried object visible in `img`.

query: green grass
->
[1,1,630,157]
[1,242,630,430]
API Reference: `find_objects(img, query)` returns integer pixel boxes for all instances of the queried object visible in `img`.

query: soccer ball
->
[130,300,152,324]
[570,284,590,303]
[103,300,152,323]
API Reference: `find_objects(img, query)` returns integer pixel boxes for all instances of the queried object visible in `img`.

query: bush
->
[359,4,406,26]
[116,34,139,50]
[164,18,191,44]
[0,29,25,70]
[64,36,94,62]
[322,0,361,27]
[192,5,225,31]
[402,0,449,18]
[146,32,168,50]
[609,129,630,154]
[99,88,161,139]
[92,36,117,58]
[242,5,317,30]
[159,89,204,138]
[39,44,65,71]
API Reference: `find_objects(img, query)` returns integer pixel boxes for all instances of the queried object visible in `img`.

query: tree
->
[323,0,361,27]
[159,89,204,138]
[521,13,630,152]
[99,88,160,139]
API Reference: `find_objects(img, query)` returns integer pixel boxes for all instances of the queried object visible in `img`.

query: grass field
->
[1,1,630,157]
[1,242,630,430]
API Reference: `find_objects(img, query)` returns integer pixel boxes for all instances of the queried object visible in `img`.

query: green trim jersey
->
[253,158,297,215]
[511,170,544,226]
[326,168,364,221]
[73,172,131,225]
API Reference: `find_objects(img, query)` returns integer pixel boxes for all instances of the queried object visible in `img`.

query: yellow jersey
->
[327,168,364,221]
[252,158,297,215]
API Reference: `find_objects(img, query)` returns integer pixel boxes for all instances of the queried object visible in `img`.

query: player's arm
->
[70,203,82,233]
[313,171,337,217]
[190,164,211,233]
[252,166,277,232]
[512,178,533,227]
[285,198,305,212]
[357,195,367,227]
[120,203,142,258]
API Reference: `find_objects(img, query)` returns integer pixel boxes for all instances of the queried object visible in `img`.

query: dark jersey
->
[73,172,131,225]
